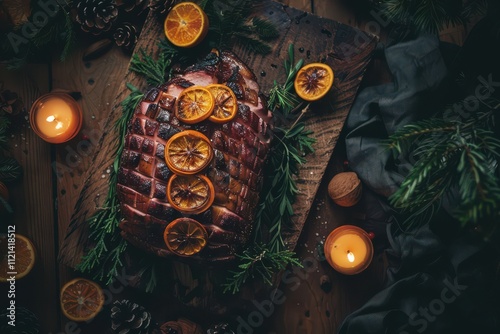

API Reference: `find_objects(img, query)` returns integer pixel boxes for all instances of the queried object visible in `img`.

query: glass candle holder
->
[30,93,82,144]
[324,225,374,275]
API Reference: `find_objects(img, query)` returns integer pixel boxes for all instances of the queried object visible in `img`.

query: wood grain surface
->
[59,0,378,271]
[0,66,59,332]
[1,0,392,333]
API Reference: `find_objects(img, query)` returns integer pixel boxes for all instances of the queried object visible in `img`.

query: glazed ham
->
[117,50,272,261]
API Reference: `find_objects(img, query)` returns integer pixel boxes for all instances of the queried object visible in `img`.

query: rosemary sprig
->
[268,46,304,117]
[130,50,171,86]
[76,84,144,285]
[222,244,302,294]
[224,45,315,293]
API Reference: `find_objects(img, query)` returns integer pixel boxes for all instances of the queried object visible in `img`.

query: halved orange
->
[294,63,334,101]
[60,278,104,322]
[164,218,208,256]
[164,2,209,48]
[165,130,213,175]
[0,234,36,282]
[207,84,238,124]
[175,86,215,124]
[167,174,215,214]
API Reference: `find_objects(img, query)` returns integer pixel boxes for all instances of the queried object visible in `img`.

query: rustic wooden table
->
[1,0,393,333]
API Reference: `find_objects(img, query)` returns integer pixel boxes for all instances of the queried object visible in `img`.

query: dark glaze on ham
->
[117,50,272,262]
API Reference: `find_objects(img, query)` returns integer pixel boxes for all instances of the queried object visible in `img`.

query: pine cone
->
[207,323,235,334]
[114,22,138,51]
[111,300,152,334]
[0,307,39,334]
[0,87,24,115]
[148,0,176,15]
[0,0,31,28]
[75,0,119,35]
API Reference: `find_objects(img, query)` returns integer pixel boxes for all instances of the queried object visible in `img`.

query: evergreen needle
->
[76,84,144,286]
[388,98,500,232]
[224,45,315,294]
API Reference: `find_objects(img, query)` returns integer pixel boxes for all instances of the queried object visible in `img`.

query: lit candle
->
[324,225,373,275]
[30,93,82,143]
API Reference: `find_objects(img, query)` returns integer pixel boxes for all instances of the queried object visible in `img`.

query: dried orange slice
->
[0,234,36,282]
[207,84,238,124]
[60,278,104,322]
[167,174,215,214]
[175,86,215,124]
[164,218,208,256]
[165,130,213,175]
[164,2,209,47]
[294,63,334,101]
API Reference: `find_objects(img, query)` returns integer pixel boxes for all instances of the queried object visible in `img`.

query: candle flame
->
[46,115,56,122]
[55,122,64,130]
[347,251,355,263]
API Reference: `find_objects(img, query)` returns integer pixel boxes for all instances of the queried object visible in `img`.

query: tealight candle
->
[324,225,373,275]
[30,93,82,143]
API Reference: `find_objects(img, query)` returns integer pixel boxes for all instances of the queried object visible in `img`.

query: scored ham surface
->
[117,50,272,262]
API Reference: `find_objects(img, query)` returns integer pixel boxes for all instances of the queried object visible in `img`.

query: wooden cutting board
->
[60,0,377,286]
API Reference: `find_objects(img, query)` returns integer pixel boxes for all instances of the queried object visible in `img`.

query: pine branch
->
[233,33,272,55]
[0,158,23,183]
[388,96,500,230]
[251,17,280,40]
[60,9,76,61]
[379,0,488,35]
[203,0,279,54]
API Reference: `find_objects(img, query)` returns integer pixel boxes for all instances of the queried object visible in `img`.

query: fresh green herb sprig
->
[268,46,304,117]
[224,45,315,293]
[130,50,172,86]
[222,244,302,294]
[388,97,500,232]
[76,83,143,285]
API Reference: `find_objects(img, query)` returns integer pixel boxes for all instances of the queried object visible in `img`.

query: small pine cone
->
[75,0,119,35]
[116,0,149,13]
[0,307,39,333]
[148,0,176,15]
[207,323,235,334]
[0,87,24,115]
[111,300,152,334]
[114,22,138,51]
